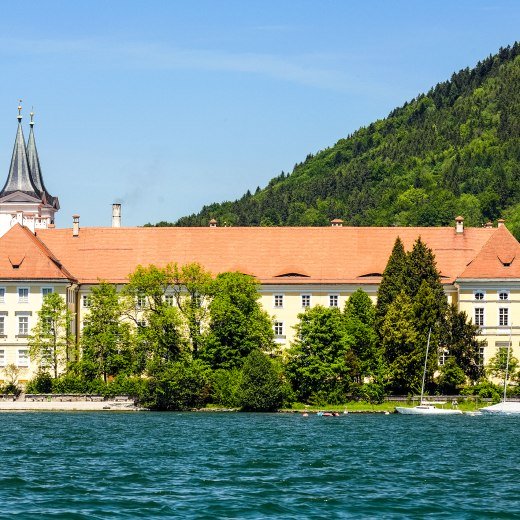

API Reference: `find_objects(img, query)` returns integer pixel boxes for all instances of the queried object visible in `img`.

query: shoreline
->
[0,400,141,411]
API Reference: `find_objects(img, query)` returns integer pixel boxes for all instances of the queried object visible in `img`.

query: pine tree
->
[380,291,420,393]
[405,237,447,309]
[375,237,407,332]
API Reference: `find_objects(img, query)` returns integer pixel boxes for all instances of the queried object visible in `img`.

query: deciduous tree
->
[28,293,73,379]
[286,306,355,403]
[81,283,134,382]
[201,272,274,369]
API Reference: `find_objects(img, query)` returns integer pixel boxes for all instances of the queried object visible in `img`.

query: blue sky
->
[0,0,518,227]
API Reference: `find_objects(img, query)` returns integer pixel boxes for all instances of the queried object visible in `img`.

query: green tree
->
[380,292,420,393]
[404,238,447,310]
[201,272,274,369]
[81,283,134,382]
[344,289,380,380]
[375,237,407,332]
[28,293,73,379]
[238,350,286,411]
[412,281,442,380]
[286,306,355,403]
[211,368,243,408]
[487,346,519,383]
[437,357,466,394]
[170,263,213,356]
[125,264,185,363]
[443,304,485,383]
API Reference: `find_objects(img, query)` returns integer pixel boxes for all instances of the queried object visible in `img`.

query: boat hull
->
[395,405,463,415]
[480,402,520,414]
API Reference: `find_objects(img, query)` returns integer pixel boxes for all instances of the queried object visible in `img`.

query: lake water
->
[0,412,518,519]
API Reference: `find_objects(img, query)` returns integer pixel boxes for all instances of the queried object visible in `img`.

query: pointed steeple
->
[26,110,59,209]
[0,101,40,200]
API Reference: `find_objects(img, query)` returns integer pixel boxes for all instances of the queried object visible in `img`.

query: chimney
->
[498,218,505,228]
[330,218,344,227]
[112,203,122,228]
[484,221,493,229]
[455,216,464,234]
[72,215,80,237]
[209,218,217,228]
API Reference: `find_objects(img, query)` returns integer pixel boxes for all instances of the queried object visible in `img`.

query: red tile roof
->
[458,225,520,279]
[0,224,74,281]
[33,225,504,285]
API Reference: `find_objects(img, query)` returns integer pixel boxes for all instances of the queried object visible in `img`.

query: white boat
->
[480,401,520,414]
[480,329,520,414]
[396,328,463,415]
[396,403,462,415]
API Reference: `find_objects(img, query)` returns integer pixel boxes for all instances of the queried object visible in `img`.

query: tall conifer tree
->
[375,237,407,333]
[405,237,447,309]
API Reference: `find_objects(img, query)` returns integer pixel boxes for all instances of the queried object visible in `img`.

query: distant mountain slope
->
[152,43,520,234]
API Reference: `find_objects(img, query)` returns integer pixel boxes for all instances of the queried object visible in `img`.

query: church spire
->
[26,109,58,208]
[0,101,40,200]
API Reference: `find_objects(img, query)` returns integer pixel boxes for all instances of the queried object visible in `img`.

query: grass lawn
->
[284,398,487,413]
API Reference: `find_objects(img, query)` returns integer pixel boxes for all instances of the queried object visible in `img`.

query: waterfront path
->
[0,398,140,411]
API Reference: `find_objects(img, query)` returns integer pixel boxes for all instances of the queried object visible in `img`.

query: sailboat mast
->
[504,324,512,402]
[420,328,432,405]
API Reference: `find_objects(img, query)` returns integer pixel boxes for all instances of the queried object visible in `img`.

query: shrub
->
[238,351,286,411]
[52,373,105,394]
[26,371,53,394]
[461,380,502,402]
[103,376,145,398]
[2,382,21,397]
[211,368,242,407]
[351,382,385,404]
[436,358,466,395]
[140,359,211,411]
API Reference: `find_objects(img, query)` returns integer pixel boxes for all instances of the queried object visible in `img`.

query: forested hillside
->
[154,43,520,235]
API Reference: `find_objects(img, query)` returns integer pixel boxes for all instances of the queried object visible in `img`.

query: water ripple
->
[0,412,519,518]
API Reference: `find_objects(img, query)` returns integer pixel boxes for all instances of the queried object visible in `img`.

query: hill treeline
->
[150,43,520,235]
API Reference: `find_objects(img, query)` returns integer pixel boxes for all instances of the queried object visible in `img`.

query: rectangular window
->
[274,321,284,336]
[274,294,284,308]
[0,349,5,366]
[301,294,311,308]
[82,294,91,308]
[329,294,339,307]
[499,308,509,326]
[0,316,4,336]
[438,349,449,366]
[165,294,174,306]
[0,287,5,303]
[137,320,147,328]
[18,316,29,336]
[41,287,53,297]
[17,349,29,367]
[474,308,484,327]
[478,347,485,367]
[18,288,29,303]
[136,295,146,309]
